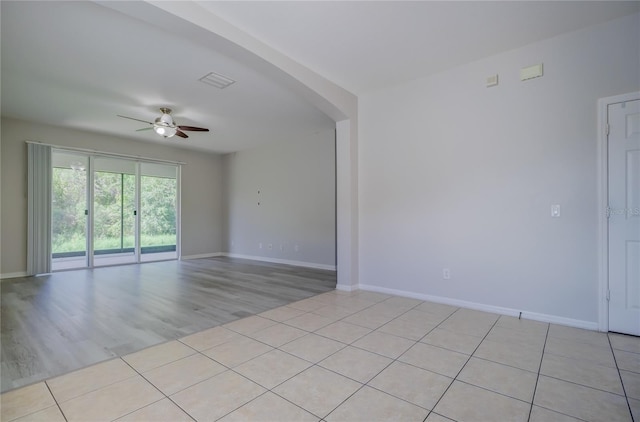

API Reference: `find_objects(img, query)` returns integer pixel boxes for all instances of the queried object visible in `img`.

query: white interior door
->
[608,98,640,335]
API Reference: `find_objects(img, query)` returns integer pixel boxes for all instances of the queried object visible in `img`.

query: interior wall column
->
[336,119,359,290]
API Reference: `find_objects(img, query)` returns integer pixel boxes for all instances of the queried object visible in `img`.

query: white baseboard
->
[358,283,599,331]
[1,271,28,280]
[224,253,336,271]
[180,252,223,260]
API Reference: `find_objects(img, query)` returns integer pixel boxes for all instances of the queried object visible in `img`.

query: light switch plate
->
[551,204,561,217]
[486,74,499,87]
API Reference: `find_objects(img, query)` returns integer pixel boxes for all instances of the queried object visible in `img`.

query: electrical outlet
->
[259,242,263,249]
[268,243,273,250]
[294,244,300,252]
[443,268,451,280]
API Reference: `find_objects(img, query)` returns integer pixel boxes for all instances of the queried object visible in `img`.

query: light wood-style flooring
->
[0,257,336,392]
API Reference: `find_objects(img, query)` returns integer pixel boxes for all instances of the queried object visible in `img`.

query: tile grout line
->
[423,310,502,420]
[1,354,124,397]
[537,373,630,397]
[526,321,550,422]
[321,300,431,419]
[152,346,273,422]
[228,356,346,420]
[398,306,465,376]
[468,354,539,375]
[443,320,549,406]
[43,380,69,422]
[325,297,458,362]
[171,299,361,415]
[118,355,198,422]
[270,309,385,420]
[526,332,624,422]
[267,299,417,419]
[212,389,275,421]
[127,329,286,419]
[40,359,141,410]
[528,332,634,414]
[270,296,434,420]
[607,333,636,422]
[409,321,463,419]
[343,305,466,420]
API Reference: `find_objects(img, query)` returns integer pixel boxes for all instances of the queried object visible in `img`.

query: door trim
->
[597,91,640,332]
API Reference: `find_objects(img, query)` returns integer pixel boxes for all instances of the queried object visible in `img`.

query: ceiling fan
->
[117,107,209,139]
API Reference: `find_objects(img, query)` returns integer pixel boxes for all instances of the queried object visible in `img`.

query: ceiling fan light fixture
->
[119,107,207,139]
[153,124,176,138]
[153,114,177,138]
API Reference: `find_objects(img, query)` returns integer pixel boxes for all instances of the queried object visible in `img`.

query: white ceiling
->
[2,1,638,154]
[0,1,335,153]
[200,1,640,95]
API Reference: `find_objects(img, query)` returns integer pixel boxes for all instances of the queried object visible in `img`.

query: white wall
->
[147,1,357,285]
[359,14,640,326]
[223,129,336,269]
[0,117,224,276]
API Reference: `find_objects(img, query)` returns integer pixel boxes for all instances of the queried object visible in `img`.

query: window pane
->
[51,152,88,271]
[140,163,177,261]
[93,157,136,266]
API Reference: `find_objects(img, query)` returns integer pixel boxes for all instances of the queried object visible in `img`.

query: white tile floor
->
[1,290,639,422]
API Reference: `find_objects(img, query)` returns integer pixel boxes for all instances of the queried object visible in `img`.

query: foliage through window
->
[52,164,178,256]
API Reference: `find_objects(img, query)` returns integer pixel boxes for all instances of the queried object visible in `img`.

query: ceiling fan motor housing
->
[158,108,174,125]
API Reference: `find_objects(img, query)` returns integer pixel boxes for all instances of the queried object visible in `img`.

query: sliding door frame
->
[87,155,95,268]
[51,146,182,270]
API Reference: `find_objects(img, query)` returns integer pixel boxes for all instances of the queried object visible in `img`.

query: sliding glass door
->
[51,153,89,271]
[93,157,137,267]
[140,163,178,262]
[51,150,180,271]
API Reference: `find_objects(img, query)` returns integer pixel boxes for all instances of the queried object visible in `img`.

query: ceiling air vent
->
[198,72,236,89]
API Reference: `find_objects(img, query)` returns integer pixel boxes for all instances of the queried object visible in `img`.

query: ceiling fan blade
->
[136,127,153,132]
[117,115,153,125]
[175,130,188,139]
[177,125,209,132]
